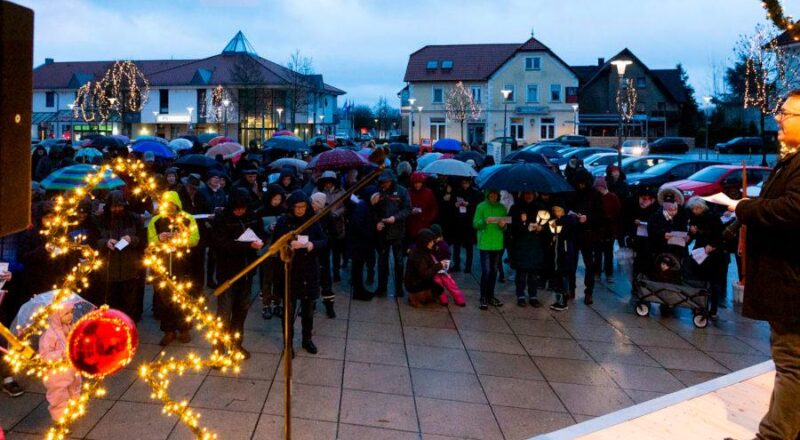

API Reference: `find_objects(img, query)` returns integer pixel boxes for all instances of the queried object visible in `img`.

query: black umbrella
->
[502,150,550,165]
[174,154,225,175]
[311,143,333,155]
[263,136,309,152]
[388,142,416,155]
[478,162,573,193]
[178,134,199,144]
[86,136,125,150]
[454,151,485,166]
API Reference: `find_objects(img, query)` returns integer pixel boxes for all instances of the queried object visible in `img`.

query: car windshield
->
[622,140,645,147]
[643,161,680,175]
[624,157,666,173]
[688,166,730,183]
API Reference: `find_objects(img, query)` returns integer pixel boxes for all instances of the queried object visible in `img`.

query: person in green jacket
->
[147,190,200,346]
[473,189,508,310]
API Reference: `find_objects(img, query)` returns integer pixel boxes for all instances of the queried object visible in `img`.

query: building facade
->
[402,37,579,146]
[31,32,345,145]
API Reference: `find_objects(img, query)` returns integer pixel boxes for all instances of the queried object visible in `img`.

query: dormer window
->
[426,60,438,70]
[441,60,453,70]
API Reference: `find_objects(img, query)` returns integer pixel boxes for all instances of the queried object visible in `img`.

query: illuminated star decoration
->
[2,158,243,440]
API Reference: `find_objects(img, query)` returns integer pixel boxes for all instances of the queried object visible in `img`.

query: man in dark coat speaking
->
[733,89,800,440]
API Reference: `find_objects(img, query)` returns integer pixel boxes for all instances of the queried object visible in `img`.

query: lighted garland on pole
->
[2,158,244,440]
[762,0,800,41]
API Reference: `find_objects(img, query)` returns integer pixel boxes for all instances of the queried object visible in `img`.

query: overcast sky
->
[16,0,793,106]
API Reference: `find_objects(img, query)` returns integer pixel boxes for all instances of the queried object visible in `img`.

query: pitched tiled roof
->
[33,59,190,89]
[571,65,600,84]
[651,69,687,103]
[404,37,574,82]
[775,23,800,47]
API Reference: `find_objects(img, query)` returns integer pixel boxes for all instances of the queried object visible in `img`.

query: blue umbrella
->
[40,164,125,191]
[421,159,478,177]
[433,138,462,153]
[476,164,504,188]
[478,162,573,193]
[74,147,104,160]
[417,152,443,170]
[263,136,309,152]
[198,132,219,144]
[132,141,176,159]
[133,135,168,145]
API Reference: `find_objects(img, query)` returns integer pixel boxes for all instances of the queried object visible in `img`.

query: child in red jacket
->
[430,225,466,306]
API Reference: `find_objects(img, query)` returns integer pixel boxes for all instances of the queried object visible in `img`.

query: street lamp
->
[186,106,194,134]
[276,107,284,129]
[501,89,512,159]
[416,106,423,147]
[611,59,632,168]
[702,96,712,159]
[572,104,579,135]
[222,99,231,137]
[408,98,416,143]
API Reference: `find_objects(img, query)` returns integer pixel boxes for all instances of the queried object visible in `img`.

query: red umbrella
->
[205,142,245,160]
[308,148,367,171]
[272,130,294,137]
[208,136,235,147]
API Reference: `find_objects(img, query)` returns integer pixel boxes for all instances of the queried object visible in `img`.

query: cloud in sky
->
[16,0,793,106]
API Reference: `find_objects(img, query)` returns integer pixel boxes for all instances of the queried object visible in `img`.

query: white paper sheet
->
[459,206,467,214]
[0,262,8,290]
[350,194,360,204]
[114,238,129,251]
[691,247,709,264]
[636,221,648,237]
[236,228,260,242]
[721,212,736,224]
[193,213,213,220]
[297,235,309,245]
[668,231,688,247]
[701,192,738,209]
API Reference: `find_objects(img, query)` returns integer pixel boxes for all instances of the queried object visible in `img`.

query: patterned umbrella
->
[263,136,309,152]
[417,152,443,170]
[132,141,176,159]
[198,133,219,144]
[74,147,104,160]
[205,142,245,160]
[132,135,168,145]
[208,136,235,147]
[272,129,294,137]
[433,138,462,153]
[40,164,125,191]
[308,149,367,171]
[168,138,194,151]
[269,158,308,171]
[421,159,478,177]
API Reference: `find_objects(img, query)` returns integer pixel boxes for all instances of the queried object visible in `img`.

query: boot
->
[584,292,594,305]
[550,294,569,311]
[353,289,374,301]
[302,339,318,354]
[323,299,336,319]
[178,329,192,344]
[439,293,449,306]
[159,331,176,347]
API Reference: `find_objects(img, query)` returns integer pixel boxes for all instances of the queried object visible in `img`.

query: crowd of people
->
[0,137,741,407]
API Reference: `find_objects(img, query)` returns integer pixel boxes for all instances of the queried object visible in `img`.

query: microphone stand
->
[213,161,385,440]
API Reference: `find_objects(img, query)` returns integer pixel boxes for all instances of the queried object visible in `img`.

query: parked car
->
[649,137,690,154]
[621,139,649,156]
[359,134,373,142]
[488,136,519,151]
[582,152,632,174]
[559,147,617,170]
[521,143,569,165]
[335,130,351,140]
[591,155,680,177]
[626,159,725,191]
[553,134,590,147]
[746,180,764,198]
[715,137,764,154]
[666,165,772,199]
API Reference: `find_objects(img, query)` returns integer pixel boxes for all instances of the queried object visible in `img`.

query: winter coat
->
[318,181,347,240]
[508,200,548,271]
[199,185,228,212]
[647,208,688,260]
[605,168,631,203]
[93,195,144,282]
[629,202,659,276]
[272,191,328,300]
[17,226,74,296]
[736,152,800,324]
[407,172,439,239]
[686,210,727,280]
[473,193,507,251]
[146,191,200,276]
[553,214,578,275]
[450,184,482,246]
[232,178,263,214]
[348,186,378,256]
[39,303,81,421]
[372,174,412,242]
[597,191,623,241]
[404,230,443,293]
[212,195,267,282]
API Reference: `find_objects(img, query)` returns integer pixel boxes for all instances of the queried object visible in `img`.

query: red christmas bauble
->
[68,308,138,378]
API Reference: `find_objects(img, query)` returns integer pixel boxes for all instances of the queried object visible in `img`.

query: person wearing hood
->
[628,187,659,282]
[407,171,439,241]
[473,189,508,310]
[647,186,689,260]
[508,192,549,307]
[568,168,603,305]
[396,161,413,189]
[605,165,631,205]
[348,185,378,301]
[233,167,263,215]
[593,177,622,283]
[372,170,412,297]
[39,303,81,420]
[91,190,145,321]
[199,169,228,288]
[449,177,482,273]
[549,204,578,311]
[212,188,266,359]
[147,190,200,347]
[260,184,287,319]
[179,173,213,290]
[564,156,585,187]
[164,167,182,192]
[31,145,48,177]
[685,197,727,319]
[34,146,62,181]
[310,191,337,319]
[273,190,328,356]
[278,167,300,194]
[403,228,442,307]
[317,170,348,283]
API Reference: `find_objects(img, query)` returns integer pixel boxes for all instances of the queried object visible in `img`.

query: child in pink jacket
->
[39,303,81,421]
[430,225,466,306]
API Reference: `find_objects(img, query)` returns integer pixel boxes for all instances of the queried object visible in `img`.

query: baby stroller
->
[633,254,711,328]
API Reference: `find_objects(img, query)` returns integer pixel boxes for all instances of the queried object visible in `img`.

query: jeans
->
[378,239,405,296]
[217,278,252,342]
[282,298,314,343]
[594,239,614,278]
[569,239,595,295]
[757,321,800,440]
[515,269,538,299]
[452,244,473,272]
[479,250,501,301]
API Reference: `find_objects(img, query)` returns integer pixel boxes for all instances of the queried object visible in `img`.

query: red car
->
[664,165,771,199]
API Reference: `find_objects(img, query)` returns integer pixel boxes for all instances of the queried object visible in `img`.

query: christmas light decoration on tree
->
[762,0,800,41]
[616,78,638,122]
[1,158,243,440]
[445,81,482,141]
[71,61,150,126]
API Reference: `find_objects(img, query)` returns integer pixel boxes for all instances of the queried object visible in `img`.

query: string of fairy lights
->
[615,78,638,122]
[762,0,800,41]
[72,60,150,124]
[2,158,244,440]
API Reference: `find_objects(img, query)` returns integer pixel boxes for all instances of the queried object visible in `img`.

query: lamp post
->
[222,99,231,137]
[319,114,325,135]
[611,59,632,168]
[152,111,159,137]
[276,107,284,130]
[416,106,423,147]
[572,104,579,135]
[186,106,194,134]
[374,118,379,138]
[500,89,511,160]
[408,98,416,144]
[702,96,712,160]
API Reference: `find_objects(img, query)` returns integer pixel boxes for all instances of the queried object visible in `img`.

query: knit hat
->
[310,192,327,211]
[229,188,252,209]
[593,177,608,191]
[429,224,443,238]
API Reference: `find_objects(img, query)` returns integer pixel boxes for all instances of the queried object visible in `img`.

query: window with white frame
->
[470,86,482,103]
[549,84,561,102]
[430,117,446,140]
[432,87,444,104]
[540,117,555,139]
[526,84,539,103]
[525,56,542,71]
[503,84,515,102]
[510,117,524,140]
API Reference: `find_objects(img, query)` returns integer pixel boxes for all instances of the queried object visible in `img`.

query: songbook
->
[701,192,738,209]
[114,238,129,251]
[236,228,260,242]
[0,262,8,290]
[691,247,709,264]
[636,221,648,237]
[668,231,688,247]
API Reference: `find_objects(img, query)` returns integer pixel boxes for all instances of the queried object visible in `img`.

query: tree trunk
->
[760,110,768,166]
